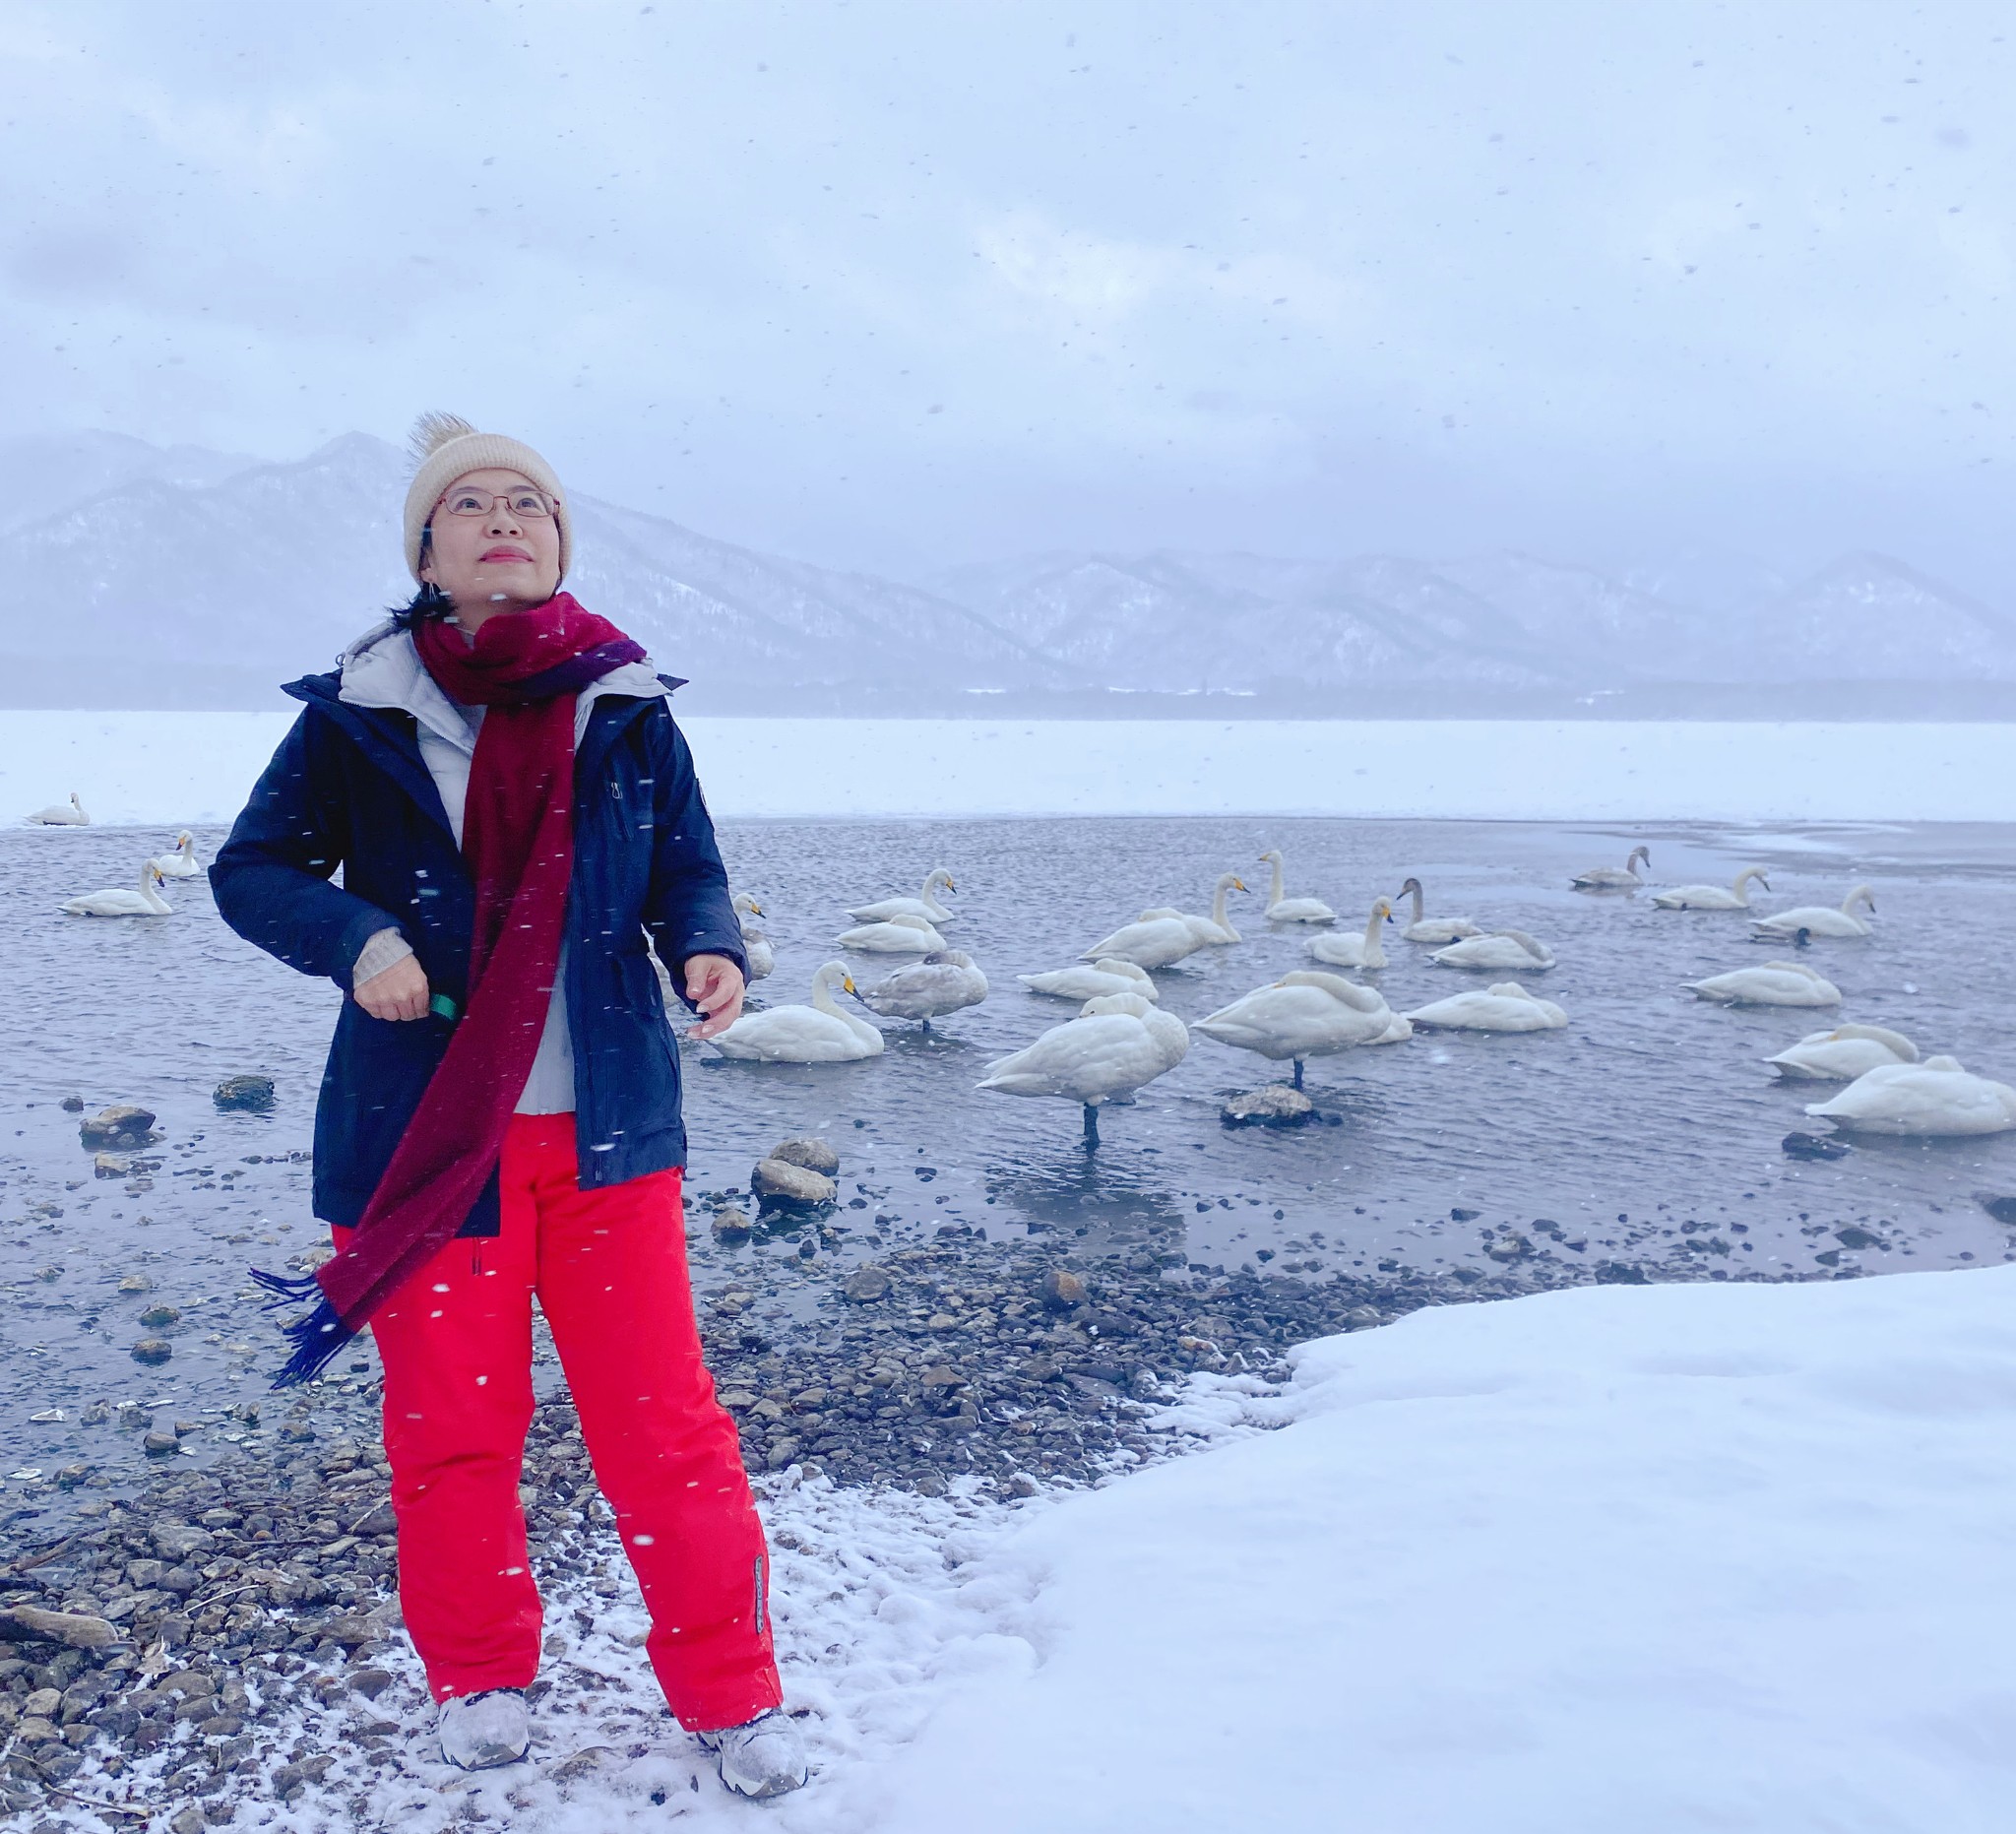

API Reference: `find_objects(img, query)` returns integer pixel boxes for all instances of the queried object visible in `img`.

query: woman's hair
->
[389,528,453,626]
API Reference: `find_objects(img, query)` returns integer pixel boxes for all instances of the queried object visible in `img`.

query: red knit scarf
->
[257,593,645,1384]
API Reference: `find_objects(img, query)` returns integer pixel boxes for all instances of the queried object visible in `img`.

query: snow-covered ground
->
[212,1264,2016,1832]
[3,711,2012,824]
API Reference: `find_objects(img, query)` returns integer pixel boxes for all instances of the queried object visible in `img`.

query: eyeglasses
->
[435,485,557,520]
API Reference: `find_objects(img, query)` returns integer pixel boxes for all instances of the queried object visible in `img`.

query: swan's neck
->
[1408,884,1425,923]
[810,971,846,1017]
[1267,856,1285,904]
[1364,907,1384,948]
[1212,881,1230,926]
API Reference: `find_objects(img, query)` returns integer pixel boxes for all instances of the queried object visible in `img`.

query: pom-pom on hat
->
[401,411,571,583]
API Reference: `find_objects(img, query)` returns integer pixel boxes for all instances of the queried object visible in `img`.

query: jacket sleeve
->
[209,708,404,987]
[641,705,749,1002]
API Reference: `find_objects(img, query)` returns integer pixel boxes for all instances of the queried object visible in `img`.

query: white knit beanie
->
[402,411,572,583]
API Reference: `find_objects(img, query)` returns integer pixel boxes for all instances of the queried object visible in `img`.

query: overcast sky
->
[2,0,2010,593]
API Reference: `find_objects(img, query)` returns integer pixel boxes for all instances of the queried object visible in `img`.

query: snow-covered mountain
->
[1,430,2010,711]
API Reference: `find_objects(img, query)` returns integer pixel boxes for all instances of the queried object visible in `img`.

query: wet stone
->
[137,1304,180,1330]
[78,1105,157,1149]
[131,1339,173,1366]
[213,1074,277,1112]
[1220,1086,1317,1128]
[750,1158,837,1212]
[1041,1268,1088,1309]
[843,1267,892,1303]
[769,1136,840,1175]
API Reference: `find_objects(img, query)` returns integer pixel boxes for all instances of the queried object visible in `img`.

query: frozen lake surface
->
[3,812,2015,1505]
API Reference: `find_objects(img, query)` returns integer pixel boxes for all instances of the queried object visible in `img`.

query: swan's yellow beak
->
[1232,878,1248,893]
[842,974,856,995]
[748,900,764,917]
[946,877,957,892]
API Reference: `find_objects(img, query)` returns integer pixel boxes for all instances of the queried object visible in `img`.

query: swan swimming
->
[855,951,988,1029]
[1194,971,1411,1089]
[1765,1024,1919,1082]
[1394,877,1480,944]
[1404,981,1569,1033]
[1256,850,1337,923]
[1653,866,1771,911]
[62,861,171,917]
[1018,959,1161,1003]
[1684,961,1842,1007]
[835,912,949,954]
[976,991,1189,1146]
[708,962,883,1062]
[1306,899,1396,971]
[847,867,957,925]
[1571,845,1651,891]
[731,892,776,982]
[1431,929,1556,972]
[1751,884,1877,941]
[154,832,202,878]
[1137,872,1249,946]
[26,792,89,827]
[1805,1056,2016,1136]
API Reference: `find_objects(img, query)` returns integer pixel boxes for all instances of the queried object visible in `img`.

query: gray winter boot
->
[438,1687,531,1770]
[698,1708,809,1799]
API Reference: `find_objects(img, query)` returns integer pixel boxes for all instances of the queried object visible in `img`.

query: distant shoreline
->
[4,713,2008,825]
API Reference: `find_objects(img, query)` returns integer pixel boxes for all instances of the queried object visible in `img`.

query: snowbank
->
[863,1266,2016,1834]
[2,711,2011,824]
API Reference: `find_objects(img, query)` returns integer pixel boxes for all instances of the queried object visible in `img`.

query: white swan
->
[1684,961,1841,1007]
[1653,866,1771,911]
[847,867,957,925]
[1137,872,1249,946]
[1018,959,1161,1003]
[1805,1056,2016,1136]
[1306,899,1396,971]
[856,951,988,1028]
[976,991,1190,1146]
[1256,850,1337,923]
[1751,884,1877,941]
[1394,877,1480,944]
[731,892,775,982]
[26,792,89,827]
[1078,913,1203,972]
[1571,845,1651,891]
[1195,971,1411,1089]
[835,912,948,954]
[708,962,883,1062]
[1404,981,1569,1033]
[1766,1024,1919,1082]
[1431,929,1556,972]
[154,832,202,878]
[62,861,171,917]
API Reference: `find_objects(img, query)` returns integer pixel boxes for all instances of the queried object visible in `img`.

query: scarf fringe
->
[250,1267,354,1388]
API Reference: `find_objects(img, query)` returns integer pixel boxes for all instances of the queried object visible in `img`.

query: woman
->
[212,413,806,1800]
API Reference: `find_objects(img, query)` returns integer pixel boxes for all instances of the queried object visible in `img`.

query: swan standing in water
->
[1653,866,1771,911]
[1404,981,1569,1033]
[835,912,949,954]
[708,962,883,1062]
[26,792,90,827]
[1018,959,1161,1003]
[63,861,171,917]
[1751,884,1877,941]
[1394,877,1480,944]
[1195,971,1411,1089]
[977,991,1189,1147]
[154,832,202,878]
[732,892,776,982]
[1571,845,1651,891]
[855,951,988,1030]
[1256,850,1337,923]
[847,867,957,925]
[1684,961,1841,1007]
[1765,1024,1919,1082]
[1431,929,1555,972]
[1805,1056,2016,1136]
[1306,899,1395,970]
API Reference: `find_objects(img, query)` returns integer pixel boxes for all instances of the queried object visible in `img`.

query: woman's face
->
[418,466,562,613]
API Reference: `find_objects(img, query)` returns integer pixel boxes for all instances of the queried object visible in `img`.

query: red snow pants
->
[340,1113,782,1731]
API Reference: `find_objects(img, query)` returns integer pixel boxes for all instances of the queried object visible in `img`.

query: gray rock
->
[843,1267,892,1303]
[1220,1086,1317,1128]
[213,1074,277,1112]
[131,1338,173,1365]
[770,1136,840,1175]
[154,1524,215,1560]
[138,1303,180,1330]
[79,1105,158,1149]
[711,1206,753,1243]
[1,1607,117,1651]
[1041,1268,1088,1309]
[1484,1233,1532,1262]
[751,1158,837,1212]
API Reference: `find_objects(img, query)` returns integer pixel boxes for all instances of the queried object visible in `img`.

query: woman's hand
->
[357,954,432,1022]
[684,953,746,1039]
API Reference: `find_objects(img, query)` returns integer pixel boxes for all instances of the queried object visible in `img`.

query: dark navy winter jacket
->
[211,668,745,1237]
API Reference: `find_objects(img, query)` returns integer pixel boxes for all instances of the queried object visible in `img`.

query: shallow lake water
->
[3,812,2014,1509]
